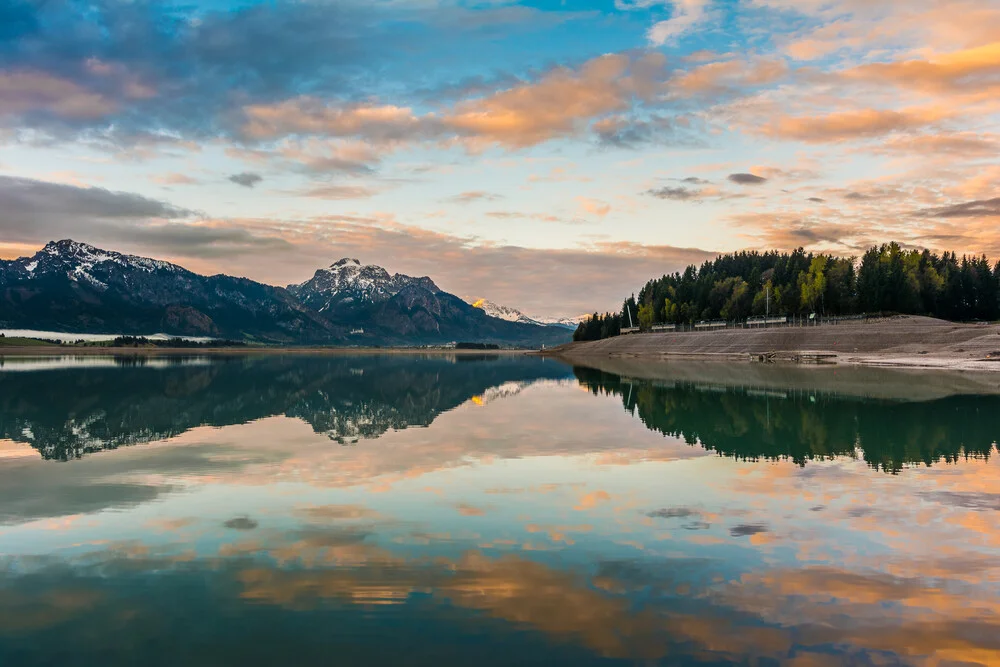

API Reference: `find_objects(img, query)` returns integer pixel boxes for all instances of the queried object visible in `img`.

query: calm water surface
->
[1,354,999,666]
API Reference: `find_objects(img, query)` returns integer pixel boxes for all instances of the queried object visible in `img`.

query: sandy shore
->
[546,316,1000,373]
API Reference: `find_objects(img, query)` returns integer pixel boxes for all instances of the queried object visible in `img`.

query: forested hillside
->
[575,243,1000,342]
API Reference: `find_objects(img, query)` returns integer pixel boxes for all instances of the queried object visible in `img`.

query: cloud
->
[447,191,503,204]
[916,197,1000,218]
[646,186,699,200]
[671,57,789,95]
[578,197,611,217]
[593,114,679,148]
[238,52,671,151]
[241,101,430,144]
[0,70,118,121]
[0,175,190,243]
[727,173,768,185]
[152,173,200,186]
[228,172,263,188]
[0,1,385,139]
[298,184,378,200]
[758,108,947,143]
[276,139,382,176]
[876,132,1000,157]
[0,175,293,259]
[845,42,1000,94]
[616,0,714,46]
[448,52,668,149]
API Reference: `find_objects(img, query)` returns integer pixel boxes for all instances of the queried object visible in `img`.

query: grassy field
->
[0,337,61,347]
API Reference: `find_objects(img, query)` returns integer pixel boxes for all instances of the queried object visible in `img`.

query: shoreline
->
[0,346,536,357]
[542,316,1000,373]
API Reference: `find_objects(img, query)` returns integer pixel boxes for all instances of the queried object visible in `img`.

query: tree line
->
[574,243,1000,341]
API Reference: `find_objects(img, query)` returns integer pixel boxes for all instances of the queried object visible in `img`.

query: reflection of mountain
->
[0,355,573,460]
[574,367,1000,473]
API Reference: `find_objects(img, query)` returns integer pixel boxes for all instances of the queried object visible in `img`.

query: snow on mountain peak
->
[469,298,582,329]
[470,298,536,324]
[22,239,183,289]
[291,258,439,311]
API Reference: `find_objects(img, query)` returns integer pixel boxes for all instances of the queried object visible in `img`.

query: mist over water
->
[1,355,998,666]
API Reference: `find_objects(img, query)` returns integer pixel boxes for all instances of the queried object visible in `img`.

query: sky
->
[0,0,998,317]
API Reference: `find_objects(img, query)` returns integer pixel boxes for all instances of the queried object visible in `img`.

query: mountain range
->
[0,240,573,346]
[468,298,584,329]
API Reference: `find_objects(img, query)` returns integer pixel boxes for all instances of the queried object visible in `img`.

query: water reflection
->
[1,356,999,666]
[574,366,1000,472]
[0,354,573,459]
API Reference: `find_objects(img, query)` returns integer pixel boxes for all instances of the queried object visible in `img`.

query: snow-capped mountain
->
[468,381,529,407]
[469,298,582,330]
[537,314,589,328]
[288,258,439,313]
[0,242,574,346]
[469,299,543,326]
[289,259,572,345]
[0,240,338,342]
[0,239,184,288]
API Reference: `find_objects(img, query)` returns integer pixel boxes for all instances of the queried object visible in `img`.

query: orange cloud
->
[577,197,611,217]
[846,41,1000,94]
[672,58,789,95]
[758,107,949,143]
[242,100,424,143]
[238,52,670,151]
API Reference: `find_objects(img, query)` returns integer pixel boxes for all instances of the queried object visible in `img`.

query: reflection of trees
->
[0,356,572,460]
[573,367,999,473]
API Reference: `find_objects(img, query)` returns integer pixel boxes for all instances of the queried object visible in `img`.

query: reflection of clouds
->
[0,438,280,525]
[158,383,698,494]
[231,548,790,662]
[294,504,381,521]
[454,503,486,516]
[0,587,104,634]
[573,490,611,511]
[223,516,259,531]
[722,566,1000,666]
[5,375,1000,664]
[919,491,1000,511]
[4,506,1000,665]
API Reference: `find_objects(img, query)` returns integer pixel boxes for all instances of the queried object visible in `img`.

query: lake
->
[1,354,998,666]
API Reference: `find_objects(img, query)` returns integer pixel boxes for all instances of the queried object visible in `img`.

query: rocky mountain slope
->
[0,241,572,346]
[0,240,338,343]
[289,258,571,345]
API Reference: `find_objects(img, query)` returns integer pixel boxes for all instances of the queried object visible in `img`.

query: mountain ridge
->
[469,297,584,330]
[0,241,572,347]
